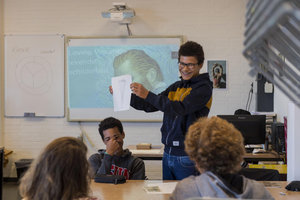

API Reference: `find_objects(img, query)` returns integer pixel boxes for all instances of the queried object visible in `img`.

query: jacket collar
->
[179,73,209,84]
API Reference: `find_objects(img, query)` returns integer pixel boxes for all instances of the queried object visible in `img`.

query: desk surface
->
[90,180,171,200]
[127,145,285,162]
[90,180,300,200]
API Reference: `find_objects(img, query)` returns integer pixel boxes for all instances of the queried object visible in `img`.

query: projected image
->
[68,44,179,108]
[113,49,167,94]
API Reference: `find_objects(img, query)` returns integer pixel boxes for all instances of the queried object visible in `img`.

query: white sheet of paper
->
[144,182,178,194]
[112,75,132,112]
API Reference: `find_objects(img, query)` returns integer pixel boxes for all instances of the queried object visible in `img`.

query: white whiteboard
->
[5,34,65,117]
[67,36,182,121]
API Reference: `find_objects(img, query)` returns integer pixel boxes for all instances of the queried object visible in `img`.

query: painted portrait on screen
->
[207,60,227,89]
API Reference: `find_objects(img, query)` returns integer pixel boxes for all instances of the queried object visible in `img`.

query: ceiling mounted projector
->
[101,2,135,24]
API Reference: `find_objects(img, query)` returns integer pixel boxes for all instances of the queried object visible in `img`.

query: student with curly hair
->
[19,137,98,200]
[170,116,273,200]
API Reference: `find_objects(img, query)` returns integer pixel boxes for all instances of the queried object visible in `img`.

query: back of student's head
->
[185,116,245,174]
[178,41,205,65]
[19,137,90,200]
[98,117,123,141]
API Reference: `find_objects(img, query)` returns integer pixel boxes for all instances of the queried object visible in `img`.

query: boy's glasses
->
[178,62,199,69]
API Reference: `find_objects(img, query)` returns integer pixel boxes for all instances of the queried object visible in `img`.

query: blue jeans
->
[162,152,198,180]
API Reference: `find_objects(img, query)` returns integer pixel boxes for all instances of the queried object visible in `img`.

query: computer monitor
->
[217,115,266,145]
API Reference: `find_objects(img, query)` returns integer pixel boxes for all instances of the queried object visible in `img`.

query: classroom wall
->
[1,0,257,177]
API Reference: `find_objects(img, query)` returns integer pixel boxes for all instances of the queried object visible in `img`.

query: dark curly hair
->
[178,41,205,64]
[98,117,124,141]
[185,116,245,174]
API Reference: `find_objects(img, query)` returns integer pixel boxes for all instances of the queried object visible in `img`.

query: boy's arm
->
[130,94,158,112]
[129,157,146,180]
[145,84,212,116]
[88,153,102,177]
[130,83,170,112]
[131,81,213,116]
[97,153,113,175]
[96,138,121,176]
[88,153,112,177]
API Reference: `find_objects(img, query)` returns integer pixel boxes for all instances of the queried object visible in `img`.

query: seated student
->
[19,137,98,200]
[88,117,146,180]
[170,116,274,200]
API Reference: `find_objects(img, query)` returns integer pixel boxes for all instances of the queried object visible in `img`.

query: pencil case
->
[94,174,126,184]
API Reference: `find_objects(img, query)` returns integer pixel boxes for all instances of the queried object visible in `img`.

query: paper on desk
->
[144,182,178,194]
[112,75,132,111]
[262,181,282,188]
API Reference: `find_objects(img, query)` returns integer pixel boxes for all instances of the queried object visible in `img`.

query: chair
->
[234,109,251,115]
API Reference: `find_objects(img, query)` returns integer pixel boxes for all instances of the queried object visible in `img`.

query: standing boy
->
[129,41,213,180]
[88,117,146,180]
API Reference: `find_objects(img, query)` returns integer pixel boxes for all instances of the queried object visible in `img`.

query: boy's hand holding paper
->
[111,75,132,112]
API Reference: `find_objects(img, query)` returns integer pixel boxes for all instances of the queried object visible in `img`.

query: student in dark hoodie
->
[170,116,274,200]
[88,117,146,180]
[128,41,213,180]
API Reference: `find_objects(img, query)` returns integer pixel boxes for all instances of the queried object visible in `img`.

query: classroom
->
[0,0,300,199]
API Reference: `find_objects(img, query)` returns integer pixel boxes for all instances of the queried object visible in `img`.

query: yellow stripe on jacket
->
[168,87,213,109]
[168,88,192,101]
[206,96,213,109]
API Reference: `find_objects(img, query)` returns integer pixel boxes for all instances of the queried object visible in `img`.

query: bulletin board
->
[67,36,182,121]
[4,34,65,117]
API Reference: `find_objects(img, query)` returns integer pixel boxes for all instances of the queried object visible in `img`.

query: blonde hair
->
[19,137,90,200]
[185,116,245,174]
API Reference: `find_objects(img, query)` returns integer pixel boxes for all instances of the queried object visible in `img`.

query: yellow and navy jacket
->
[131,73,213,156]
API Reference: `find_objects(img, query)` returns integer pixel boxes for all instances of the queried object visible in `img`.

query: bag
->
[94,174,126,184]
[285,181,300,191]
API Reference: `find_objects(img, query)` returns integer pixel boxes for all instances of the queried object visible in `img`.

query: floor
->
[3,181,21,200]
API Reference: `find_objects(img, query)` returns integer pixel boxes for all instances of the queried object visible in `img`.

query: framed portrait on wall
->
[207,60,227,89]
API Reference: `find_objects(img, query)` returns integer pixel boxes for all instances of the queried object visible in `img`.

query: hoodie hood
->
[195,171,274,199]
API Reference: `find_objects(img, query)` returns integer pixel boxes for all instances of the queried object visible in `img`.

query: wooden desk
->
[90,180,172,200]
[90,180,300,200]
[127,145,285,162]
[262,181,300,200]
[244,151,285,163]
